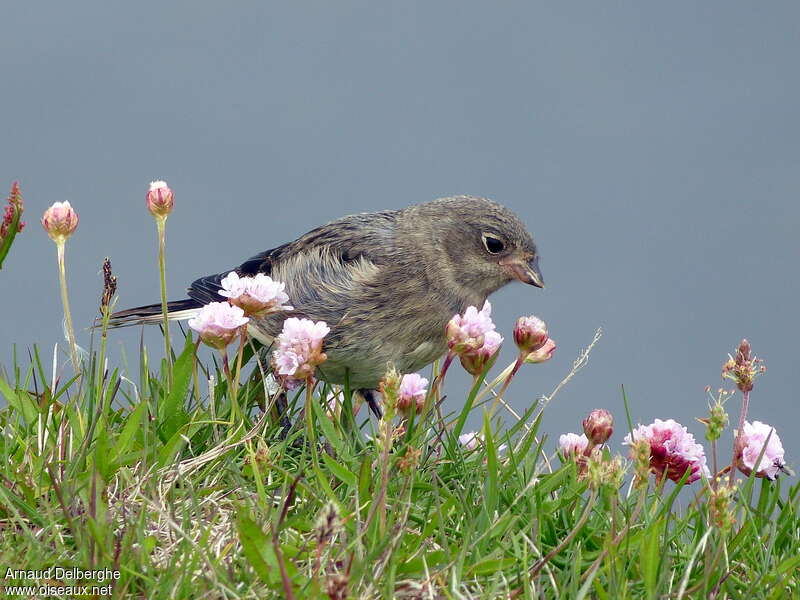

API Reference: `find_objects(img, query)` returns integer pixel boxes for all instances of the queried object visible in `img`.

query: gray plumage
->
[110,195,544,388]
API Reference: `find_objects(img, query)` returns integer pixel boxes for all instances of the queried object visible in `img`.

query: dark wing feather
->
[186,211,398,306]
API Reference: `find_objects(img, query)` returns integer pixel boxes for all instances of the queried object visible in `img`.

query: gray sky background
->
[2,3,798,465]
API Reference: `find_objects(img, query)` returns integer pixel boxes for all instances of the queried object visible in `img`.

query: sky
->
[2,2,798,467]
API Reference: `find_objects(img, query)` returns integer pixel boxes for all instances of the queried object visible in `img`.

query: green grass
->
[0,324,797,599]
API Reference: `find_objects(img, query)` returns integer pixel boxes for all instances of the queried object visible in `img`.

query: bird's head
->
[409,196,544,302]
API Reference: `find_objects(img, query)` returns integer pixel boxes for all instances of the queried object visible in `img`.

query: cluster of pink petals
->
[623,419,710,484]
[446,301,497,353]
[272,317,330,381]
[447,301,504,375]
[397,373,429,414]
[524,338,556,363]
[188,301,249,350]
[458,431,508,454]
[736,421,786,480]
[558,433,589,457]
[146,180,174,218]
[41,201,78,243]
[218,271,293,316]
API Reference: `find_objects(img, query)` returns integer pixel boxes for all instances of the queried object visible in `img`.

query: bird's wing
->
[186,211,397,307]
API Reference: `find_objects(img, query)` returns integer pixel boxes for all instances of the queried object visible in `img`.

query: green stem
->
[56,241,79,372]
[157,217,172,389]
[488,355,524,417]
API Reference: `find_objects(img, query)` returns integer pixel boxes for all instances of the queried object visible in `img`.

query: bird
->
[109,195,544,392]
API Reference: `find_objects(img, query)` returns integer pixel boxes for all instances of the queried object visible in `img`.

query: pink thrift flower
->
[188,302,249,350]
[524,337,556,364]
[146,180,174,218]
[41,201,78,244]
[272,317,330,381]
[218,271,293,316]
[459,329,504,376]
[559,433,589,458]
[736,421,786,480]
[513,315,548,354]
[459,431,481,450]
[397,373,429,414]
[583,409,614,446]
[446,301,497,354]
[623,418,710,484]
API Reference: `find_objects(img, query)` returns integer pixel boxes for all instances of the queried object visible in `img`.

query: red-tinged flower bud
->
[524,337,556,364]
[146,180,174,219]
[513,315,548,354]
[41,201,78,244]
[582,408,614,446]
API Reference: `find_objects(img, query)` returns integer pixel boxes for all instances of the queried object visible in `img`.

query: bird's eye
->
[482,235,505,255]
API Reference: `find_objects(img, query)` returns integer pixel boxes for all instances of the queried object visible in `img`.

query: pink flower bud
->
[397,373,429,414]
[459,330,503,376]
[1,182,25,241]
[41,201,78,243]
[734,421,786,480]
[513,315,548,354]
[218,271,293,317]
[582,409,614,446]
[524,337,556,363]
[188,301,249,350]
[146,180,174,219]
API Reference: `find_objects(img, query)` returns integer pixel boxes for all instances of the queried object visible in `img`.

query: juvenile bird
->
[110,195,544,389]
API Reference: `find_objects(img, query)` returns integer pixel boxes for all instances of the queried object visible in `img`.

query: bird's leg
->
[359,388,383,419]
[275,391,293,440]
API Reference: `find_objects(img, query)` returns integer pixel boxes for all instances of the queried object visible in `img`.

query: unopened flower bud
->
[513,315,548,354]
[41,201,78,244]
[582,409,614,446]
[146,180,174,219]
[704,402,728,442]
[458,330,503,376]
[524,337,556,364]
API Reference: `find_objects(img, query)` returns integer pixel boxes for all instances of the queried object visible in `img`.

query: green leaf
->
[641,516,664,599]
[158,334,195,442]
[321,452,357,488]
[0,377,37,425]
[237,515,280,586]
[117,400,147,456]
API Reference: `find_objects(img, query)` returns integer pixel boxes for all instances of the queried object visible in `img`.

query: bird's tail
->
[106,299,202,329]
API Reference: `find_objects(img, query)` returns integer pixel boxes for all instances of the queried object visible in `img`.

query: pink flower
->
[272,317,330,381]
[623,419,710,484]
[41,201,78,243]
[188,302,249,350]
[446,301,497,354]
[146,180,174,218]
[513,315,548,354]
[218,271,293,316]
[735,421,786,480]
[397,373,429,414]
[582,409,614,446]
[559,433,589,458]
[459,330,504,376]
[458,431,508,454]
[524,337,556,364]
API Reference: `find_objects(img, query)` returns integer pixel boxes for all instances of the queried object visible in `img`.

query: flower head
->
[272,317,330,381]
[459,330,503,376]
[524,337,556,364]
[397,373,429,414]
[1,182,25,241]
[446,301,497,354]
[146,180,174,219]
[513,315,548,354]
[459,431,481,451]
[722,339,765,393]
[41,201,78,244]
[735,420,786,480]
[582,409,614,446]
[188,301,249,350]
[558,433,589,458]
[623,418,710,484]
[218,271,293,316]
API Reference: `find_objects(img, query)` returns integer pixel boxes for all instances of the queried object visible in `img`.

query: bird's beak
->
[501,256,545,288]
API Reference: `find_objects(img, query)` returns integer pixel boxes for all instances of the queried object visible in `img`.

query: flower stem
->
[156,217,172,389]
[222,351,238,423]
[56,241,79,372]
[489,355,524,417]
[729,389,750,487]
